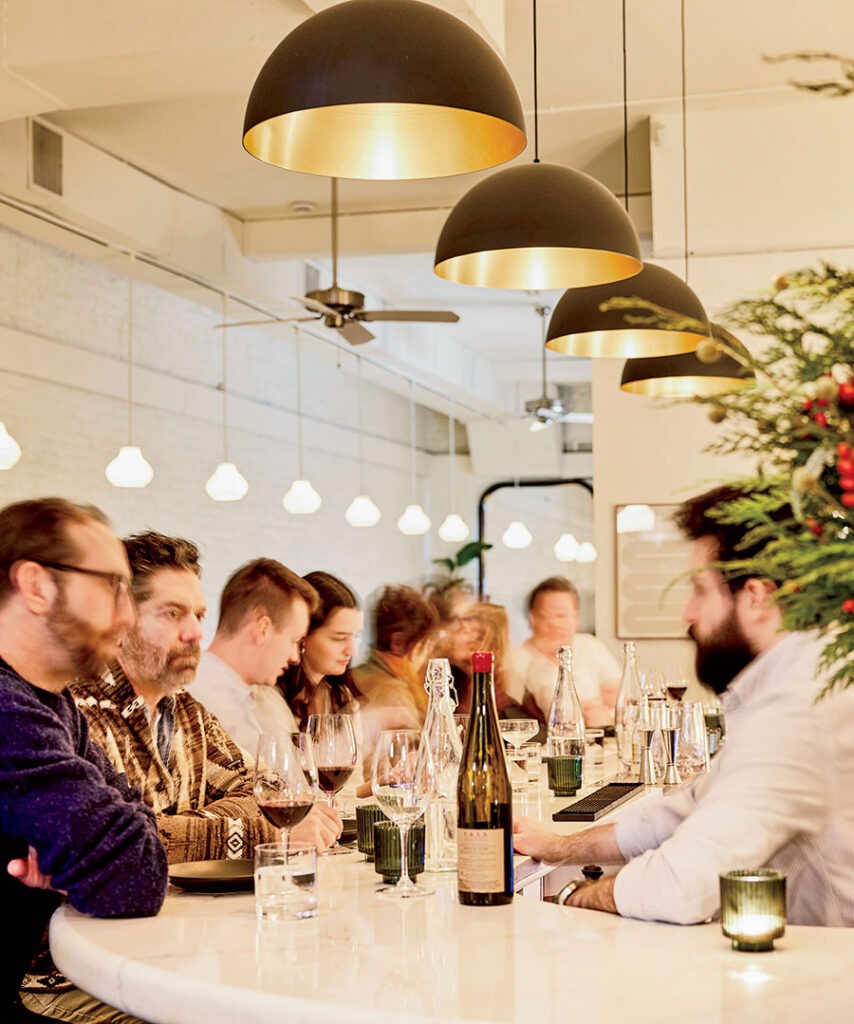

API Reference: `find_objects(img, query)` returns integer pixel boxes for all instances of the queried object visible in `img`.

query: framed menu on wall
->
[615,504,693,639]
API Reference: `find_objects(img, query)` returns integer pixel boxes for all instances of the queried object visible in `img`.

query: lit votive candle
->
[719,869,786,952]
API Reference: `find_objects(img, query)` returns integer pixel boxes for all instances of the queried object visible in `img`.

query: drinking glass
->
[371,728,434,900]
[499,719,539,795]
[306,713,358,856]
[453,714,468,745]
[676,701,710,777]
[253,732,317,849]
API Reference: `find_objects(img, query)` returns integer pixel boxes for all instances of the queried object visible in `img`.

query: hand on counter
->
[7,844,65,893]
[291,803,341,852]
[513,817,625,867]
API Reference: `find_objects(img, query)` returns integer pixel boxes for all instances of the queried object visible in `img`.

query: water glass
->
[676,701,709,776]
[519,742,542,786]
[254,841,318,922]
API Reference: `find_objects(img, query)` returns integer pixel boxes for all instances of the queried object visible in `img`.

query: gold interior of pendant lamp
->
[243,0,526,180]
[432,0,641,289]
[620,325,755,396]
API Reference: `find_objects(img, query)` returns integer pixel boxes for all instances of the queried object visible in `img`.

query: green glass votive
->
[546,754,583,796]
[356,803,387,861]
[373,821,426,884]
[720,869,786,952]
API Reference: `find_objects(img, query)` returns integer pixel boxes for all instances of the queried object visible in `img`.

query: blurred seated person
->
[422,577,474,662]
[509,576,619,728]
[352,584,438,771]
[277,571,371,801]
[449,602,544,741]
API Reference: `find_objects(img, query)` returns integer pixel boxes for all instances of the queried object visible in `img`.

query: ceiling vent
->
[31,121,63,197]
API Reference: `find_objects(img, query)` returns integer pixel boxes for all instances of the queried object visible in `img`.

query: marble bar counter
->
[51,846,854,1024]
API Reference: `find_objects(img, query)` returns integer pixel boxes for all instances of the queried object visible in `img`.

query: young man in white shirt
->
[194,558,318,757]
[513,485,854,927]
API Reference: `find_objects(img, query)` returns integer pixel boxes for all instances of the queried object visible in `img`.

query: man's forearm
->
[565,874,619,914]
[555,823,625,866]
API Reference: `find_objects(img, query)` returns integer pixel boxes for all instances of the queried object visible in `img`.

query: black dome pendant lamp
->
[243,0,527,180]
[433,0,642,290]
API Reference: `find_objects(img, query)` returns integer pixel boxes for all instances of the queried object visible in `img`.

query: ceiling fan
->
[525,304,594,431]
[217,179,460,345]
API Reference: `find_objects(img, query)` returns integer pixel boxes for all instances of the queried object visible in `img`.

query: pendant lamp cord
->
[621,0,629,213]
[221,291,229,462]
[331,177,339,289]
[357,355,364,493]
[294,327,304,478]
[409,381,417,503]
[126,254,134,445]
[448,401,456,511]
[537,303,550,395]
[680,0,689,284]
[532,0,539,163]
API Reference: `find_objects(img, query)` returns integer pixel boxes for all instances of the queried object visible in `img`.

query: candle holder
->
[719,869,786,952]
[356,803,387,861]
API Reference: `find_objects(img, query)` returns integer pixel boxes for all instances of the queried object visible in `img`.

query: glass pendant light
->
[434,0,641,291]
[243,0,526,181]
[282,329,322,515]
[576,541,597,563]
[0,422,22,470]
[545,0,709,358]
[397,382,431,536]
[554,532,580,562]
[438,402,469,543]
[206,293,249,501]
[345,357,381,527]
[105,258,154,489]
[502,521,533,549]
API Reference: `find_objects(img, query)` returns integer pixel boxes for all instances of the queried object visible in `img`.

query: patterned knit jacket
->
[72,664,278,863]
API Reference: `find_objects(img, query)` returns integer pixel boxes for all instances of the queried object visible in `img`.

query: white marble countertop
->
[51,845,854,1024]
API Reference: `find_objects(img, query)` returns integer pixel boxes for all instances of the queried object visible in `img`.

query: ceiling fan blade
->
[338,320,375,345]
[358,310,460,323]
[213,315,318,328]
[291,295,340,317]
[559,411,595,425]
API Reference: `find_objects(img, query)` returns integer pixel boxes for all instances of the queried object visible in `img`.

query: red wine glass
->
[253,732,316,850]
[306,713,358,856]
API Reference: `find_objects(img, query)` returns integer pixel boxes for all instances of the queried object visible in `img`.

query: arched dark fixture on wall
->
[476,477,594,598]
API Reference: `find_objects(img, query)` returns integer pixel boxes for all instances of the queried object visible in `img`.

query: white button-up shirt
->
[613,631,854,926]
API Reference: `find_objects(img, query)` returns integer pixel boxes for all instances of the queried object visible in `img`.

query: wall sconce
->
[720,869,786,952]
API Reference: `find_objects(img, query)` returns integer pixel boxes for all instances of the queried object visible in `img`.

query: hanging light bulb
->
[576,541,597,563]
[206,292,249,502]
[283,478,323,515]
[502,521,533,549]
[616,504,656,534]
[398,503,432,536]
[105,446,154,489]
[554,532,580,562]
[345,495,382,528]
[397,381,431,536]
[205,462,249,502]
[439,513,470,543]
[345,356,381,527]
[106,259,154,489]
[283,328,322,515]
[438,401,469,542]
[0,423,22,469]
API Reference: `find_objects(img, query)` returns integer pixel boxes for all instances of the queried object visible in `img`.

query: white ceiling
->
[2,0,852,417]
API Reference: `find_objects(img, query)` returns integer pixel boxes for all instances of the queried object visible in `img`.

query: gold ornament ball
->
[695,338,722,364]
[708,405,727,424]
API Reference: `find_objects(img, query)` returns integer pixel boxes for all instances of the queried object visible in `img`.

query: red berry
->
[817,397,830,408]
[802,399,814,412]
[838,442,852,458]
[838,458,854,478]
[813,412,829,428]
[838,381,854,406]
[840,477,854,491]
[806,518,824,537]
[843,599,854,614]
[843,493,854,507]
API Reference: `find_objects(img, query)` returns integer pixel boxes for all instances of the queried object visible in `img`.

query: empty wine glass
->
[676,701,710,777]
[371,729,434,900]
[253,732,317,849]
[498,719,539,795]
[306,713,358,856]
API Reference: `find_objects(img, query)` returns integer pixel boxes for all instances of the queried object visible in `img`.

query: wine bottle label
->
[457,828,506,893]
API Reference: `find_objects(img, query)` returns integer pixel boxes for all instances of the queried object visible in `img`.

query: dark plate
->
[340,818,358,844]
[169,859,255,894]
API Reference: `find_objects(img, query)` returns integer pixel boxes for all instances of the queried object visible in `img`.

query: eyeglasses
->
[36,561,132,601]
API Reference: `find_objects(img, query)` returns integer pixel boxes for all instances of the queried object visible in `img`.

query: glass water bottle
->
[615,640,642,771]
[422,658,463,872]
[546,645,586,773]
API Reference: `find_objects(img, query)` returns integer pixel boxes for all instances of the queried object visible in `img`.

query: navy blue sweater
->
[0,658,168,1006]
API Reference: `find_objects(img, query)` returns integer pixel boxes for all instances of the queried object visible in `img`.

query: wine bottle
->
[456,650,513,906]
